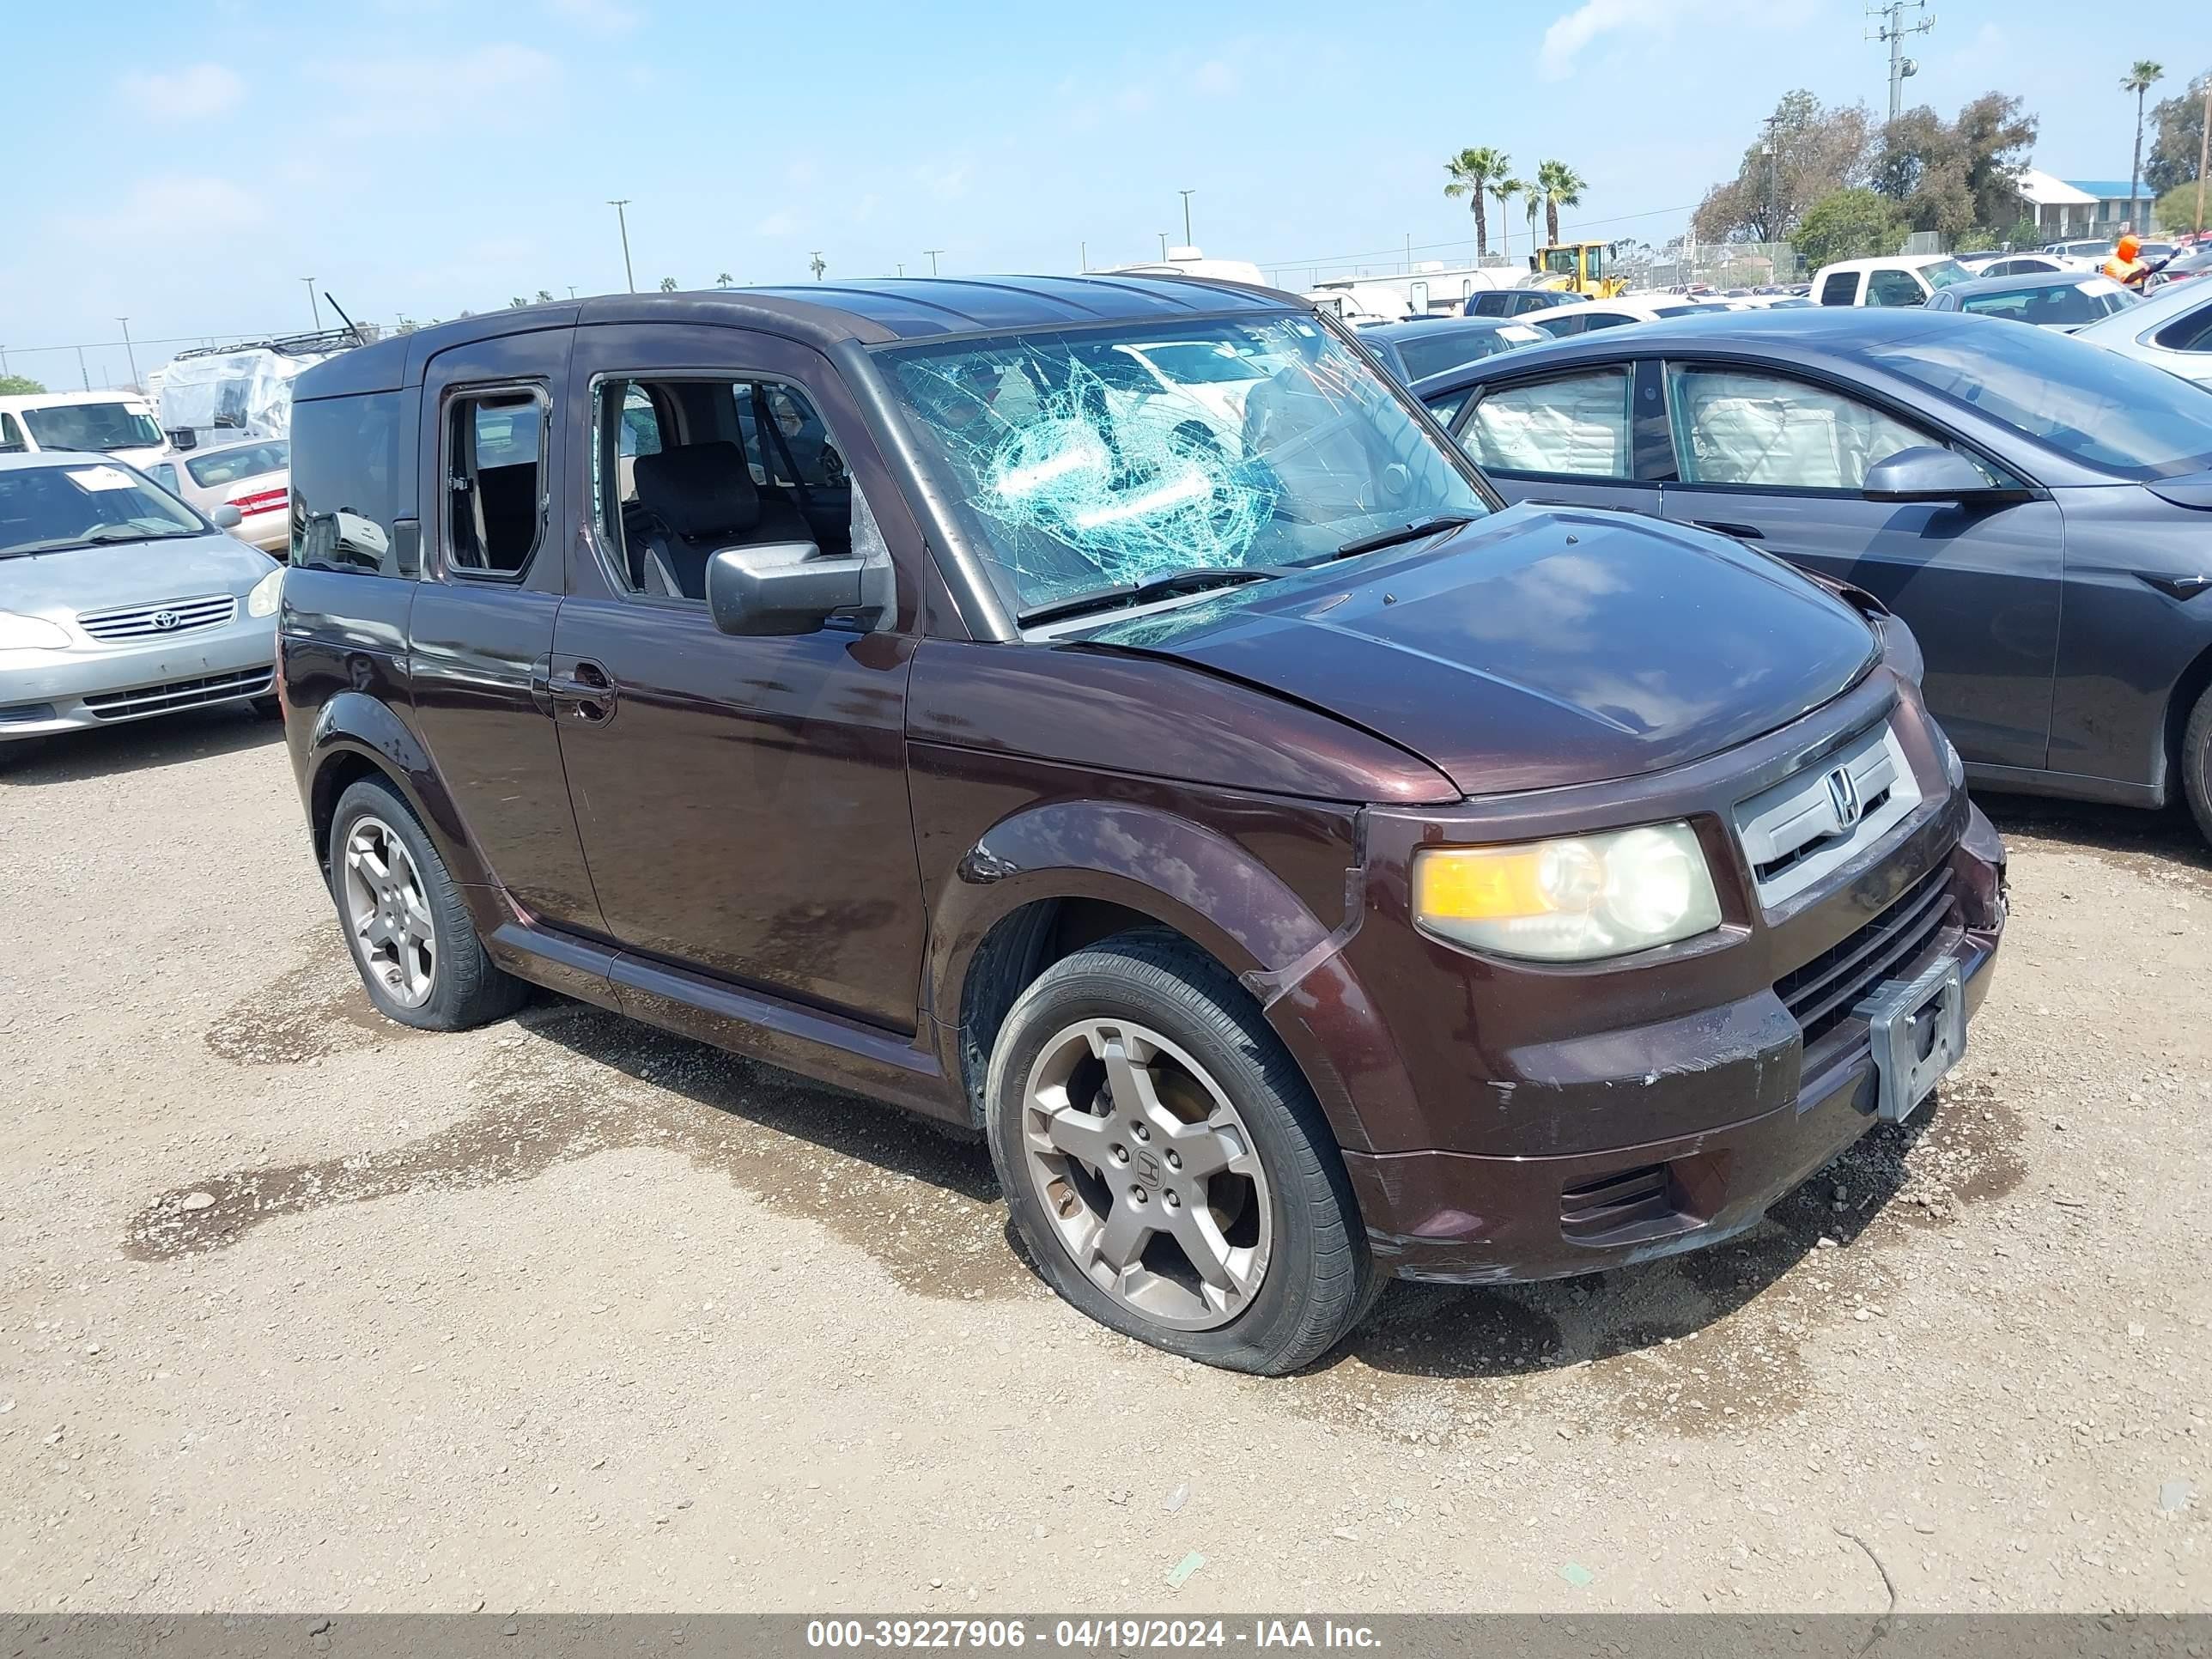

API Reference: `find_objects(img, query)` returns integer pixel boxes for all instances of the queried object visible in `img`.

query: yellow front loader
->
[1526,240,1626,299]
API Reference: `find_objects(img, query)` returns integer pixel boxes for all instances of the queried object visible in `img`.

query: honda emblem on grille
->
[1826,766,1863,830]
[151,611,181,631]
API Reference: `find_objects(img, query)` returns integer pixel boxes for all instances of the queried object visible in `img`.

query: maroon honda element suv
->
[277,276,2005,1372]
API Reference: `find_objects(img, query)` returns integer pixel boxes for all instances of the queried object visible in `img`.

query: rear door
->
[405,327,607,936]
[1653,357,2063,769]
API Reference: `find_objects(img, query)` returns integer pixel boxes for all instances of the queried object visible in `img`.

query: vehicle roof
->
[1814,253,1959,272]
[1944,270,2123,296]
[1406,304,1997,394]
[0,389,153,411]
[0,447,116,472]
[296,276,1304,400]
[1366,314,1531,342]
[2075,272,2212,338]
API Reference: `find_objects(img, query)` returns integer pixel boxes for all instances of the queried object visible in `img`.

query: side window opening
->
[1664,364,2001,490]
[446,391,545,576]
[590,374,879,610]
[1465,368,1633,479]
[1820,270,1860,307]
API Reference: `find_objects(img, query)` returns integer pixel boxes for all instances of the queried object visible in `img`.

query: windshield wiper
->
[1326,513,1479,562]
[1018,566,1281,628]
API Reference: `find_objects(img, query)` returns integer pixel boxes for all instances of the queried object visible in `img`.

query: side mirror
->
[1862,447,2013,504]
[706,543,888,637]
[210,504,244,529]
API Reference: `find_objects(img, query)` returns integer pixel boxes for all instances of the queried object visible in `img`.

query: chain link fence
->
[1614,240,1808,293]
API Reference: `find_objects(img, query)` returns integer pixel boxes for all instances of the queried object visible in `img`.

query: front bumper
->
[0,618,276,739]
[1343,809,2006,1283]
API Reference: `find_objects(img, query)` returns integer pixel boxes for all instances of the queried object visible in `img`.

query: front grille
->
[1560,1164,1674,1241]
[1734,720,1922,907]
[1775,865,1958,1048]
[76,593,237,642]
[82,669,271,720]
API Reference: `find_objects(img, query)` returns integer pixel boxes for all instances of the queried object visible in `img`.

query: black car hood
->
[1082,506,1880,796]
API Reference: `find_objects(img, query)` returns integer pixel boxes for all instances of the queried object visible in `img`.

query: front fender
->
[927,797,1411,1153]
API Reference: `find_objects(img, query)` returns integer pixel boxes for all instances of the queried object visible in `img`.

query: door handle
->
[547,659,617,723]
[1693,520,1765,540]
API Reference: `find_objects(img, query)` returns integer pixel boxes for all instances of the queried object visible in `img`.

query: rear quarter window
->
[289,392,413,574]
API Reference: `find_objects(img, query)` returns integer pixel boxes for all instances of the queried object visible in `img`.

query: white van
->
[0,390,167,470]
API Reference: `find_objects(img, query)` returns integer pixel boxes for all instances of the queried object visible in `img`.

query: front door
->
[406,328,607,935]
[548,323,928,1030]
[1653,359,2063,771]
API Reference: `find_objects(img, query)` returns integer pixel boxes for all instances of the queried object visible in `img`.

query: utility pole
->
[301,277,321,330]
[1179,189,1194,246]
[1866,0,1933,125]
[1079,240,1088,271]
[924,248,943,276]
[2197,78,2209,232]
[607,199,635,293]
[76,346,90,392]
[116,319,139,387]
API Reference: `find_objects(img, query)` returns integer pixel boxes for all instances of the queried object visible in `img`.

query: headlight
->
[245,568,284,618]
[1875,611,1923,685]
[0,611,71,653]
[1413,822,1723,963]
[1936,721,1966,789]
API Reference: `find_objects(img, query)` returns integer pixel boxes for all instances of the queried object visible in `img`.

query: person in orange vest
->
[2103,234,2152,288]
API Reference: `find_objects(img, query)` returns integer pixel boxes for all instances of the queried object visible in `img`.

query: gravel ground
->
[1,705,2207,1614]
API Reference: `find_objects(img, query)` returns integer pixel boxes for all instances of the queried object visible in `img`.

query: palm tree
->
[809,252,828,282]
[534,289,553,303]
[658,276,678,293]
[508,296,527,308]
[1491,177,1526,261]
[1443,147,1510,260]
[2123,61,2165,232]
[1535,161,1588,248]
[1524,191,1540,256]
[715,271,734,289]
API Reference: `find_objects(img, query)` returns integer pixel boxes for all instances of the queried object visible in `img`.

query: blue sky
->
[1,0,2203,387]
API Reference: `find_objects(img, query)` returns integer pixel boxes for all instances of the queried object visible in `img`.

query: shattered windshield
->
[881,313,1489,616]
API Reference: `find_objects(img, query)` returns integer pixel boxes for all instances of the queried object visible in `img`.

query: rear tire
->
[985,929,1375,1375]
[327,776,527,1031]
[2183,682,2212,847]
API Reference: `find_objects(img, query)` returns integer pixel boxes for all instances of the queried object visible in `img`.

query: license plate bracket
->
[1855,959,1965,1123]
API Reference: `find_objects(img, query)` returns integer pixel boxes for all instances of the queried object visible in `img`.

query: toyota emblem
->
[151,611,181,631]
[1826,766,1863,830]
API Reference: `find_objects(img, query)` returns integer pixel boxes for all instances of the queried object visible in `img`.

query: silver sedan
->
[0,450,282,748]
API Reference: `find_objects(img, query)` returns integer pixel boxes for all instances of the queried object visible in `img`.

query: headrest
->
[632,441,761,539]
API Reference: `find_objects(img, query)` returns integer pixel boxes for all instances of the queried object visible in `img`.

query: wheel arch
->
[2161,636,2212,801]
[305,691,488,889]
[930,801,1397,1157]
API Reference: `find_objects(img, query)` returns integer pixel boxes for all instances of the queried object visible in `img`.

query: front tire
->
[2183,683,2212,848]
[986,930,1375,1374]
[327,776,527,1031]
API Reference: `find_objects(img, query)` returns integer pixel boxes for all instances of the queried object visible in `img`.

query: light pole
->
[1179,189,1194,246]
[76,346,90,392]
[1158,231,1169,258]
[924,248,944,275]
[116,319,139,387]
[568,285,578,299]
[301,277,321,330]
[608,199,636,293]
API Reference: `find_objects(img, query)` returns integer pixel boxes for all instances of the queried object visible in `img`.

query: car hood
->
[3,532,276,619]
[1080,506,1880,796]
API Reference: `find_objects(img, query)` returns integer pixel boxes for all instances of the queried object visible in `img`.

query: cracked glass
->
[880,314,1487,616]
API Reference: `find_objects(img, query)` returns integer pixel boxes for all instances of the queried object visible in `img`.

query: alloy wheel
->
[340,815,436,1009]
[1019,1018,1273,1331]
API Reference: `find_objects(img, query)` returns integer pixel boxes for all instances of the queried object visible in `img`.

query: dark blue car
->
[1358,315,1548,385]
[1409,307,2212,840]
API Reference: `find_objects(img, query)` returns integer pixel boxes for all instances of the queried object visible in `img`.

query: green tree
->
[1534,161,1587,248]
[2153,179,2207,234]
[1872,93,2037,239]
[1791,187,1908,267]
[535,289,553,302]
[1490,176,1525,260]
[715,271,734,288]
[2124,61,2165,228]
[1694,90,1875,243]
[2144,69,2209,195]
[1443,147,1511,259]
[509,296,528,308]
[658,276,678,292]
[0,373,46,396]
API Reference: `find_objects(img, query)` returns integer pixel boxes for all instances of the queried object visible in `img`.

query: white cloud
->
[118,64,245,119]
[913,160,972,201]
[58,174,266,251]
[756,210,797,238]
[312,44,561,137]
[1538,0,1809,79]
[1193,59,1242,95]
